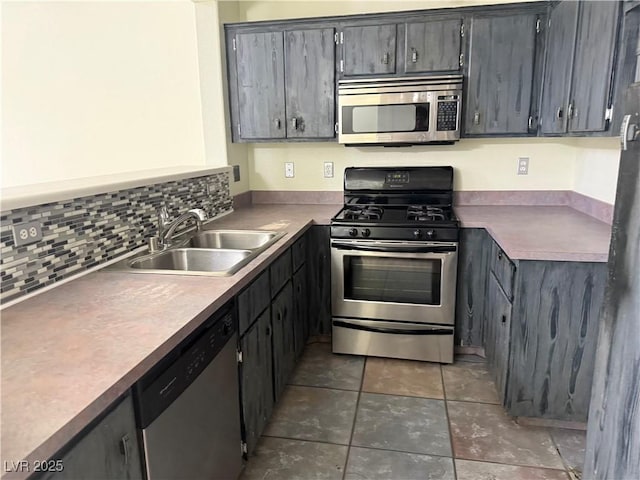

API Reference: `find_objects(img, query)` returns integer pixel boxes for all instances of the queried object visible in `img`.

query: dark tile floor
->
[240,342,587,480]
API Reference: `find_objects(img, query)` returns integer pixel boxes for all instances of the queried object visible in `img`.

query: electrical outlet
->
[285,162,295,178]
[233,165,241,182]
[517,157,529,175]
[12,221,43,247]
[324,162,334,178]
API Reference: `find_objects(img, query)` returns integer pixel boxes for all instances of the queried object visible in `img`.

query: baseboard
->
[455,345,486,357]
[516,417,587,431]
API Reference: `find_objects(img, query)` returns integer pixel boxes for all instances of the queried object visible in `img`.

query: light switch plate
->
[517,157,529,175]
[12,221,43,247]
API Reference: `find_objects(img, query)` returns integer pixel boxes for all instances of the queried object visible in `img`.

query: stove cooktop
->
[333,204,457,226]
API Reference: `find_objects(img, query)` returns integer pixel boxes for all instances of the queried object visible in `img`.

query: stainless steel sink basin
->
[125,248,253,276]
[185,230,283,251]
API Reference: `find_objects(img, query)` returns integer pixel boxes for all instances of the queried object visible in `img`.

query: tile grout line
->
[441,363,459,480]
[341,356,367,480]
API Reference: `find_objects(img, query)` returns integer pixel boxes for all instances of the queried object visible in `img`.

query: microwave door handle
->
[333,320,453,336]
[331,242,456,254]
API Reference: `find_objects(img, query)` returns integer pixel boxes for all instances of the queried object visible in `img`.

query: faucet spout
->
[157,208,207,247]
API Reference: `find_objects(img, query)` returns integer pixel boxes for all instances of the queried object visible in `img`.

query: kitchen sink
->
[185,230,283,251]
[118,248,253,276]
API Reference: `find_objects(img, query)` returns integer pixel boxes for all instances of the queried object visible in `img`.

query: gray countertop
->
[0,203,611,479]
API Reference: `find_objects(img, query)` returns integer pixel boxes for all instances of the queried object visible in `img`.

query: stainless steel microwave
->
[337,75,463,146]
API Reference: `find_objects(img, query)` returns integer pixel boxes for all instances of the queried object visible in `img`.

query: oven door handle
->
[331,243,456,254]
[333,320,453,336]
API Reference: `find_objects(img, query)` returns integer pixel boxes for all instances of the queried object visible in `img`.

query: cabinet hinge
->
[536,18,541,34]
[237,123,241,136]
[232,38,236,51]
[605,107,613,121]
[236,350,243,363]
[339,59,344,72]
[339,31,344,44]
[241,442,248,455]
[460,23,465,37]
[334,122,339,134]
[459,53,464,67]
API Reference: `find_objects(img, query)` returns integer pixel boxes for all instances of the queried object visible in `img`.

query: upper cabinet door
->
[404,19,463,73]
[568,1,621,133]
[235,32,286,139]
[465,14,538,135]
[342,24,397,76]
[540,1,579,135]
[284,28,336,139]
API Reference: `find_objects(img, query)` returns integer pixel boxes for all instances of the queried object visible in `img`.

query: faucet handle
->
[157,205,170,225]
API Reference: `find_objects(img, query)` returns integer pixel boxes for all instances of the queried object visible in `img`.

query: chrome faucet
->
[154,206,208,249]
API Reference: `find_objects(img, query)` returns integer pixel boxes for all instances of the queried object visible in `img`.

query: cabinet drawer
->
[292,236,307,272]
[490,241,516,300]
[270,249,292,298]
[238,270,271,336]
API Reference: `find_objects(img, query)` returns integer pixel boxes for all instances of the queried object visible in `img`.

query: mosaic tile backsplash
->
[0,172,232,304]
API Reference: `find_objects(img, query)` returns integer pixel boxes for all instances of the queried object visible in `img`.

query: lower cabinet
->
[239,308,274,457]
[271,281,296,402]
[39,395,142,480]
[293,263,308,358]
[458,228,607,422]
[484,271,512,402]
[307,226,332,335]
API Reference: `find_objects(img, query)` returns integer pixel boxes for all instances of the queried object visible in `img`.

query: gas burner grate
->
[407,205,446,221]
[343,205,384,220]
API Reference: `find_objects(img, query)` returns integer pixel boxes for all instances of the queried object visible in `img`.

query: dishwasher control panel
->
[134,302,236,429]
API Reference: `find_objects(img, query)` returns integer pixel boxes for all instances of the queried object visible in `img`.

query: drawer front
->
[292,236,307,273]
[238,270,271,336]
[490,240,515,300]
[270,249,292,298]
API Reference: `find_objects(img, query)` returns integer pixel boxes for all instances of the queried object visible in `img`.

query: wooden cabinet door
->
[293,264,308,358]
[271,281,295,402]
[307,226,332,336]
[540,1,579,134]
[455,229,490,347]
[465,14,538,134]
[568,1,620,133]
[404,19,462,73]
[342,24,397,76]
[284,28,336,139]
[235,32,286,139]
[485,273,512,403]
[239,308,274,456]
[42,396,143,480]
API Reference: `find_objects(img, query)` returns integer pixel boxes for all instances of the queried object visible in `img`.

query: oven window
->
[342,104,430,134]
[344,256,441,305]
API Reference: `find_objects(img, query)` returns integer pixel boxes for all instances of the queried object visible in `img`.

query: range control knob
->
[361,228,371,238]
[426,229,436,239]
[413,229,422,239]
[348,228,358,237]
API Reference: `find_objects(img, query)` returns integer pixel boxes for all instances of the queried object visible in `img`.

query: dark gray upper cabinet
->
[284,28,336,138]
[465,13,539,135]
[342,24,397,76]
[235,32,286,140]
[540,1,579,135]
[404,18,463,73]
[568,1,621,133]
[541,1,621,135]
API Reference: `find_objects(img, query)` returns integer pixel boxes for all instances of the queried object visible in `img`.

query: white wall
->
[2,1,207,189]
[572,138,620,204]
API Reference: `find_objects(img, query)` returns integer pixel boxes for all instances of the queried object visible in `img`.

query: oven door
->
[338,91,434,144]
[331,240,457,325]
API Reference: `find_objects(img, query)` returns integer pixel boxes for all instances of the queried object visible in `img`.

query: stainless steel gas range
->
[330,166,459,364]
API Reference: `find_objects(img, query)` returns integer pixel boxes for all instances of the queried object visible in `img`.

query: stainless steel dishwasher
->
[134,302,242,480]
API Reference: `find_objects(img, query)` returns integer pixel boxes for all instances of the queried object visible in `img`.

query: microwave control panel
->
[436,96,459,131]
